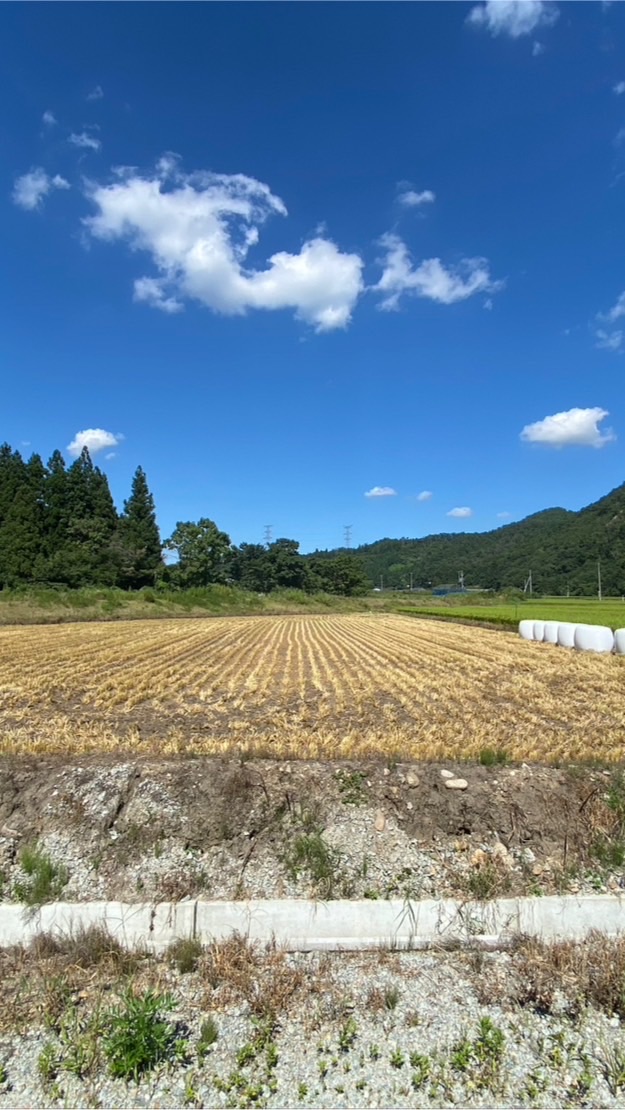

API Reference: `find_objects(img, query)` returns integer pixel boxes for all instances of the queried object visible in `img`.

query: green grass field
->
[397,597,625,630]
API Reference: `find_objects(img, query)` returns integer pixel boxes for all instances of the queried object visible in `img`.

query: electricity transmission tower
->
[343,525,352,549]
[523,571,533,595]
[263,525,273,546]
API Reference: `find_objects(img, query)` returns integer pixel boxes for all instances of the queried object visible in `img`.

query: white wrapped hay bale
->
[614,629,625,655]
[574,624,614,654]
[543,621,560,644]
[533,620,545,642]
[557,622,577,649]
[519,619,535,641]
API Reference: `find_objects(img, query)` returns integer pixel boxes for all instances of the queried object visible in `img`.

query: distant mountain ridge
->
[314,483,625,595]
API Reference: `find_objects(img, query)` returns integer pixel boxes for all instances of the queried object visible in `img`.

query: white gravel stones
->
[445,778,468,790]
[0,948,624,1108]
[440,769,455,780]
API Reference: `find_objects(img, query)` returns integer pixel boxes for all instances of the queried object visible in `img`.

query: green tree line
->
[0,443,369,596]
[315,483,625,597]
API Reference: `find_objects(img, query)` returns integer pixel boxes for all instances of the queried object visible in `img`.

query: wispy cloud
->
[42,110,57,127]
[497,511,512,520]
[520,407,615,448]
[69,130,101,151]
[467,0,558,38]
[67,428,122,458]
[375,233,502,311]
[398,189,436,208]
[416,490,433,502]
[86,85,104,101]
[133,276,184,314]
[447,507,473,519]
[594,291,625,351]
[614,81,625,95]
[595,328,623,352]
[365,486,397,498]
[12,168,69,210]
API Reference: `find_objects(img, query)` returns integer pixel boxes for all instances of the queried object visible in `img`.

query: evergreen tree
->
[0,454,47,585]
[115,466,162,588]
[39,450,69,582]
[0,444,26,528]
[58,448,119,586]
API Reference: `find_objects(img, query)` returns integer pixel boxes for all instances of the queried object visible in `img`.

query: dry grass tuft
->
[199,933,310,1019]
[475,932,625,1018]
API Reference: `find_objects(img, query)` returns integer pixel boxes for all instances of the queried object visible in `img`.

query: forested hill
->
[314,482,625,596]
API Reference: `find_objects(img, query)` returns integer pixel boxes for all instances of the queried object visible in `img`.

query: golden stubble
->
[0,614,624,763]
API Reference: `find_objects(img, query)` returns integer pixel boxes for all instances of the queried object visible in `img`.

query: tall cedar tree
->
[40,450,69,583]
[59,448,119,586]
[0,454,46,585]
[115,466,162,588]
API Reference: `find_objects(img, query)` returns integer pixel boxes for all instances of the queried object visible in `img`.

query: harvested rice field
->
[1,613,624,762]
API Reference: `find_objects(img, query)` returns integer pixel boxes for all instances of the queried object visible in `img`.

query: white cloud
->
[593,292,625,351]
[83,159,365,331]
[467,0,558,38]
[416,490,433,501]
[104,452,116,460]
[532,41,545,56]
[133,276,184,314]
[520,407,615,448]
[614,81,625,95]
[42,110,57,127]
[603,290,625,322]
[12,168,69,210]
[67,428,122,458]
[87,85,103,101]
[375,233,502,311]
[69,131,101,151]
[595,328,624,352]
[447,507,473,519]
[398,189,436,208]
[365,486,397,498]
[497,511,512,520]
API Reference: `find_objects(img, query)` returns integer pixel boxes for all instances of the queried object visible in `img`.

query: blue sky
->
[2,1,625,552]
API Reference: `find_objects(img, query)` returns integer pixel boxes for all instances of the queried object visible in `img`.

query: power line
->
[343,525,352,549]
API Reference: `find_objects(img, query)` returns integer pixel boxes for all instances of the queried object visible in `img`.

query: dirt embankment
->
[0,755,619,904]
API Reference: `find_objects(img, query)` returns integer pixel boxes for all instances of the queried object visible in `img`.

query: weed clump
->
[167,937,203,975]
[14,846,68,907]
[103,988,188,1081]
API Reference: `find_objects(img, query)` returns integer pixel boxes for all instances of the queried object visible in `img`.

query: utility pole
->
[343,525,352,549]
[458,570,465,590]
[409,572,413,592]
[598,558,602,602]
[380,575,384,592]
[263,525,273,546]
[524,571,533,596]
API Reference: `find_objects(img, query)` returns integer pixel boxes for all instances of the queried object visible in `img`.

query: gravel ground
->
[2,757,623,905]
[0,944,624,1108]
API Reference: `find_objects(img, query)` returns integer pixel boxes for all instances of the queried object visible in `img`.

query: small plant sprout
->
[338,1016,358,1053]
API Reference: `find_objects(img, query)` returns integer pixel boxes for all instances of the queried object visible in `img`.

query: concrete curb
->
[0,894,622,953]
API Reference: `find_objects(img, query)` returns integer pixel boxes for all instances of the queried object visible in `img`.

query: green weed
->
[103,988,187,1081]
[14,846,68,906]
